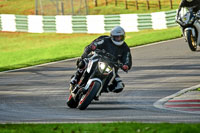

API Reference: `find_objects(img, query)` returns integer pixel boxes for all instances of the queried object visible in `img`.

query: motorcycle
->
[176,8,200,51]
[66,49,123,110]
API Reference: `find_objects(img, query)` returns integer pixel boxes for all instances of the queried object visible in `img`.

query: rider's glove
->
[90,43,97,51]
[122,65,129,72]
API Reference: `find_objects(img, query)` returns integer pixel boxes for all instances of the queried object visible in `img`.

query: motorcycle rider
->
[70,26,132,93]
[176,0,200,37]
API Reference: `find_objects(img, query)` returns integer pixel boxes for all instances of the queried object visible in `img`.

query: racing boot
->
[107,76,125,93]
[70,68,84,86]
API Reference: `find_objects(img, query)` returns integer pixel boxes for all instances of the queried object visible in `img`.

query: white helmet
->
[186,0,193,2]
[110,26,125,46]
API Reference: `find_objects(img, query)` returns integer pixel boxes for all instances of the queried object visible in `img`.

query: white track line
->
[153,84,200,114]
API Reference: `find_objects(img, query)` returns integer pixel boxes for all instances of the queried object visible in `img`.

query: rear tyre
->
[186,30,197,51]
[78,81,101,110]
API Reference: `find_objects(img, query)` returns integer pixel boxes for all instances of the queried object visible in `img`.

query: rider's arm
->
[177,1,184,19]
[81,44,94,59]
[177,8,181,20]
[81,38,104,59]
[121,45,132,71]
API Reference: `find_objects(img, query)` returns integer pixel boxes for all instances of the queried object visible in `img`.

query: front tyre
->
[78,81,101,110]
[186,30,197,51]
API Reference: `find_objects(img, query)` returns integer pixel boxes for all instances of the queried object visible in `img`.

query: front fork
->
[83,78,103,98]
[71,78,103,101]
[182,20,200,46]
[183,27,194,37]
[193,20,200,46]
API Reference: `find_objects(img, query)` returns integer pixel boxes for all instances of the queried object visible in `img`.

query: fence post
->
[105,0,108,6]
[71,0,74,15]
[61,1,64,15]
[94,0,98,7]
[158,0,161,10]
[35,0,39,15]
[85,0,89,15]
[136,0,139,10]
[146,0,150,10]
[125,0,128,9]
[115,0,117,6]
[170,0,173,9]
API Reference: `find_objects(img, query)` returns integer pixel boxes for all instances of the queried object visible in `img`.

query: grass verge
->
[0,26,181,72]
[0,122,200,133]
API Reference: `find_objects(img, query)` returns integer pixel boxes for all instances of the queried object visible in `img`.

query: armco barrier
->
[0,10,177,34]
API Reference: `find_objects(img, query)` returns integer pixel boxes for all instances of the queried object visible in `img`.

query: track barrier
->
[0,10,177,33]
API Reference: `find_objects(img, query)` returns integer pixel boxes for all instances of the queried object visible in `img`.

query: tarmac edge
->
[153,84,200,113]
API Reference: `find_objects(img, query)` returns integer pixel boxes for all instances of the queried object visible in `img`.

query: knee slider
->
[113,88,123,93]
[113,82,124,93]
[108,82,124,93]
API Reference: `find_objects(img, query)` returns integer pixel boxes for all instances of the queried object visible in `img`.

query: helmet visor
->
[112,35,125,42]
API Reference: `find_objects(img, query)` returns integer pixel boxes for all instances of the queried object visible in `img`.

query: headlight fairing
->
[98,62,112,75]
[181,12,195,25]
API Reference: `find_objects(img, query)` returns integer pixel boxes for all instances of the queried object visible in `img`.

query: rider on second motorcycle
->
[176,0,200,36]
[70,26,132,94]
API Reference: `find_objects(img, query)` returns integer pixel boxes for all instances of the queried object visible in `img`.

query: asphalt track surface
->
[0,38,200,123]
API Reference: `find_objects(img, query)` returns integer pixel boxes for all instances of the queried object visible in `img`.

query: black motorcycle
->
[66,49,123,110]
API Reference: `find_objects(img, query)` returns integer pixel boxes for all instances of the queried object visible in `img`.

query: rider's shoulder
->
[94,35,110,45]
[122,42,130,50]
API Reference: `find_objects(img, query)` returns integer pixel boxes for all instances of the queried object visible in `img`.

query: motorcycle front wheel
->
[186,30,197,51]
[78,81,101,110]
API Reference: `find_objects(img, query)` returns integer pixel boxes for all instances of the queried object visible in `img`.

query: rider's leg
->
[70,69,84,85]
[108,74,124,93]
[70,58,87,85]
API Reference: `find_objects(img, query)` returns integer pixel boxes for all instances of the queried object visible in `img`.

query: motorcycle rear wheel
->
[186,30,197,51]
[78,81,101,110]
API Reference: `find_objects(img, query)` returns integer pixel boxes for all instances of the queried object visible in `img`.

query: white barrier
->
[0,10,177,33]
[1,14,16,32]
[56,16,73,33]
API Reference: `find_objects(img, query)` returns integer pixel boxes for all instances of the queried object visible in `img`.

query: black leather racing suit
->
[73,35,132,93]
[82,36,132,69]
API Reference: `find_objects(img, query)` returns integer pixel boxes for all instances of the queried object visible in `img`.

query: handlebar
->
[94,49,123,69]
[95,49,117,61]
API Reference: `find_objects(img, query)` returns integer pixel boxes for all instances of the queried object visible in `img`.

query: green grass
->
[0,27,181,72]
[0,0,34,15]
[0,122,200,133]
